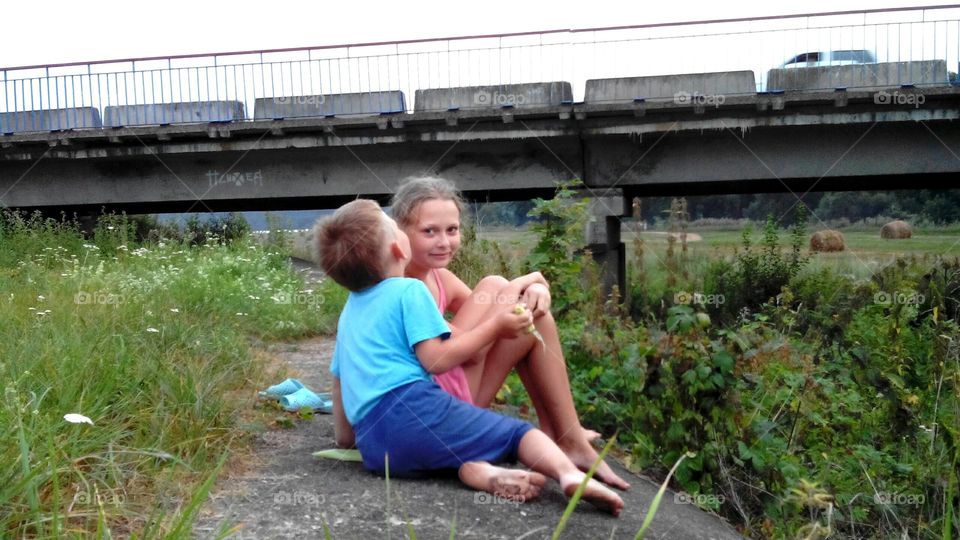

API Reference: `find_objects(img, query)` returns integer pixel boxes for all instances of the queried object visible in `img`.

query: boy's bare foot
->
[459,461,548,502]
[563,443,631,491]
[559,472,624,517]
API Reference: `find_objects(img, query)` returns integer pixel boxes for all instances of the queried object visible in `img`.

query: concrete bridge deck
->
[1,84,958,215]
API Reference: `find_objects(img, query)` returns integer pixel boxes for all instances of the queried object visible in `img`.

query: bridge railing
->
[2,5,959,133]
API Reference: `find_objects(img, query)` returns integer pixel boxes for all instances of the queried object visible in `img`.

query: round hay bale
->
[881,220,912,239]
[810,230,845,252]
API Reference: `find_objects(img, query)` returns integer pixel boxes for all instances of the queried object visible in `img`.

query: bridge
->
[2,6,960,291]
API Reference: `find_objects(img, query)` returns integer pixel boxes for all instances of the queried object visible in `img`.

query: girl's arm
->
[415,307,532,374]
[510,271,549,291]
[439,268,474,314]
[331,377,355,449]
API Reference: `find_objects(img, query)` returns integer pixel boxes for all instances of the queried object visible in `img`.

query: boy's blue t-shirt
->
[330,277,451,425]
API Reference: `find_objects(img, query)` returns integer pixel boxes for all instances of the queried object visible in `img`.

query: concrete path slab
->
[194,261,744,539]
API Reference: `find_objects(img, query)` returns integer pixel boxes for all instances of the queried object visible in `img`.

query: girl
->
[390,177,629,491]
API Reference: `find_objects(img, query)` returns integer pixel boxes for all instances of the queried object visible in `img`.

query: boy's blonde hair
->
[390,176,465,228]
[315,199,392,292]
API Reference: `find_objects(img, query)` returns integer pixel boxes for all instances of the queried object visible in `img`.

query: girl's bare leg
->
[517,429,624,516]
[472,308,630,490]
[452,278,629,490]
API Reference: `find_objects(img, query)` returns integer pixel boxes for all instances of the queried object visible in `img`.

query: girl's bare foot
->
[559,472,624,516]
[562,443,631,491]
[584,427,602,442]
[459,461,548,502]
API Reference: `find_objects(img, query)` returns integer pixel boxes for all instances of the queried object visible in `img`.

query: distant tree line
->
[470,189,960,226]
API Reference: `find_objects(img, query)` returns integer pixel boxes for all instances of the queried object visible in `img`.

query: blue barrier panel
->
[766,60,949,91]
[413,82,573,112]
[253,91,406,119]
[584,71,757,103]
[0,107,102,134]
[103,101,246,127]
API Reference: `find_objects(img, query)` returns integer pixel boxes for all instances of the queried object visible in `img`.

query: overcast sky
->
[1,0,947,68]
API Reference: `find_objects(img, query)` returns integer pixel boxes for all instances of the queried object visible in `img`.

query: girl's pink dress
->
[430,269,474,404]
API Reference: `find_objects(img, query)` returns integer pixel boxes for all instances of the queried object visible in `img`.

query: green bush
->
[704,208,808,324]
[514,190,959,538]
[448,221,516,289]
[524,179,591,317]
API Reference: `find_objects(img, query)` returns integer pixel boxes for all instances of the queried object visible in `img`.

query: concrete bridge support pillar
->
[75,212,99,237]
[583,192,627,301]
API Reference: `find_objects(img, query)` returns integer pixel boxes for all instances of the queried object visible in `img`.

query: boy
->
[315,199,623,515]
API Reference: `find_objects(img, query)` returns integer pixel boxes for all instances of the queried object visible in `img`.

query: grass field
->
[0,217,346,538]
[477,225,960,281]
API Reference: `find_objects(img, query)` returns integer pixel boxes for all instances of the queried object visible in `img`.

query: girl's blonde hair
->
[390,176,465,228]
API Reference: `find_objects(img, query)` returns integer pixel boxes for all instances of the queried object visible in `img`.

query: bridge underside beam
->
[0,137,583,213]
[585,120,960,197]
[0,110,958,214]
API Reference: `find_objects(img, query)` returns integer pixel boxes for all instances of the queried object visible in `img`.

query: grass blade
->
[385,453,391,540]
[552,434,617,540]
[635,451,695,540]
[943,455,957,540]
[165,451,228,539]
[312,448,363,462]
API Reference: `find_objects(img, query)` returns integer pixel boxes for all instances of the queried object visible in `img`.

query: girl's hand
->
[497,304,534,338]
[522,282,552,318]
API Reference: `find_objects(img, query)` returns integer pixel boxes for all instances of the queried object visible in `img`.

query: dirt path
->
[193,260,744,539]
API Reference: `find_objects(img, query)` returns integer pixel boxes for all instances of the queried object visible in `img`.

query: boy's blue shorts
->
[353,379,534,477]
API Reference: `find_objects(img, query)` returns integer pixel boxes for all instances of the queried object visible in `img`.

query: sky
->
[1,0,948,68]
